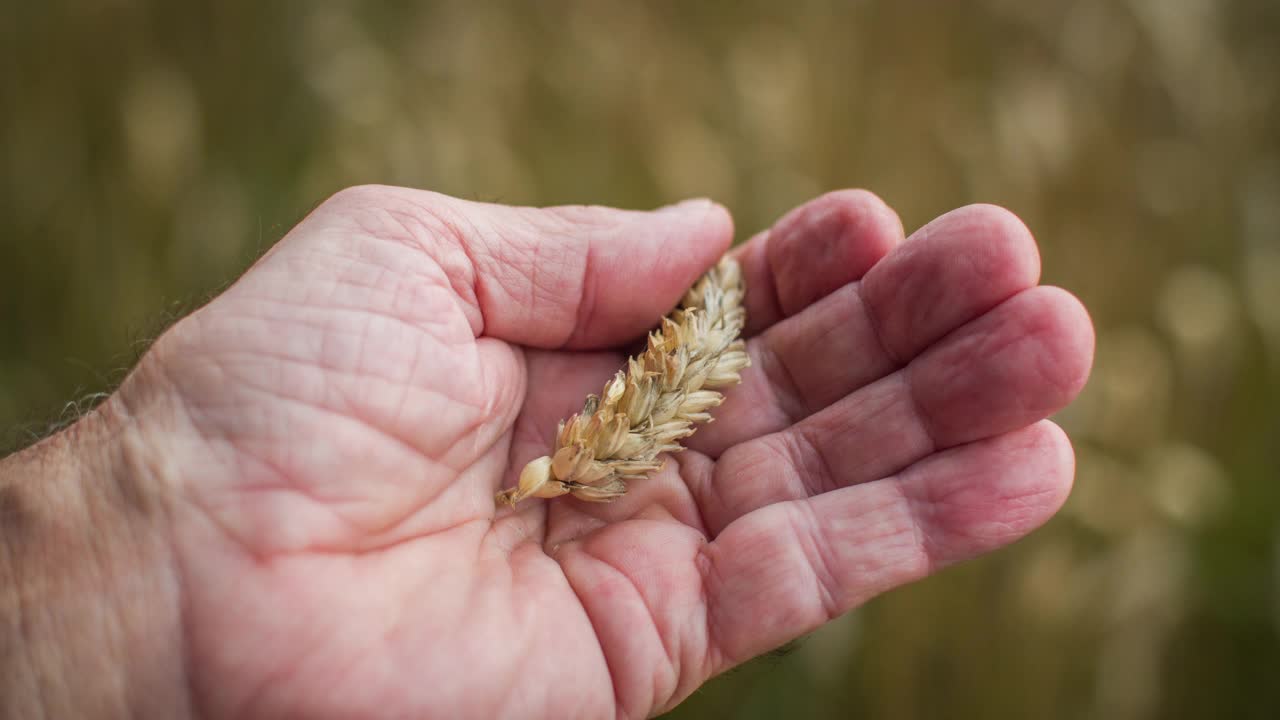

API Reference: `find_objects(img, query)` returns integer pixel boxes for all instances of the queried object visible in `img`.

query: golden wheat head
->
[496,255,750,506]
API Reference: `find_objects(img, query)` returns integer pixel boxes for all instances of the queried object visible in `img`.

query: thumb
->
[307,186,733,349]
[457,195,734,348]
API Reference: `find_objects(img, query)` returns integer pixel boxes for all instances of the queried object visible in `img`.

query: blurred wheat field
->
[2,1,1278,718]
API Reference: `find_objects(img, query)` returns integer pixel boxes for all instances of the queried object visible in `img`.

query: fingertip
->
[650,197,736,285]
[904,284,1098,449]
[1035,419,1077,515]
[791,188,902,258]
[972,203,1042,288]
[647,197,734,263]
[901,421,1078,564]
[811,188,905,244]
[1008,420,1078,535]
[765,188,904,316]
[916,203,1042,289]
[689,198,735,258]
[566,198,735,348]
[1047,286,1096,398]
[1017,286,1097,408]
[864,203,1044,361]
[967,420,1077,545]
[998,419,1077,522]
[647,197,736,304]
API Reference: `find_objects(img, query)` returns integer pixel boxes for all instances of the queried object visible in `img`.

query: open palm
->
[135,186,1093,718]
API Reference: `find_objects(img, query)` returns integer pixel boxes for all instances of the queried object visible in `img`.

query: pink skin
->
[129,186,1094,719]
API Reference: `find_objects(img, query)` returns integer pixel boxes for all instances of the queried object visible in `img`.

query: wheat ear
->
[495,255,750,506]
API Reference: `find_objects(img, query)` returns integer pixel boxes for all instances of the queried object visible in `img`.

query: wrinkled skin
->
[124,186,1094,718]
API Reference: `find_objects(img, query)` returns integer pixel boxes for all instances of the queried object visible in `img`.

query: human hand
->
[1,186,1093,719]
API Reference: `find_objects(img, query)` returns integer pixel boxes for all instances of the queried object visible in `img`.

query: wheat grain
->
[495,255,750,506]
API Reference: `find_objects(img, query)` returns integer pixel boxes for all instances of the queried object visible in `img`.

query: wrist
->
[1,373,195,718]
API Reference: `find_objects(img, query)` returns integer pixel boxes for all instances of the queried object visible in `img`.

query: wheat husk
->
[496,255,749,506]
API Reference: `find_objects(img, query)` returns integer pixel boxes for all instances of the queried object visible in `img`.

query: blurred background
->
[2,0,1278,717]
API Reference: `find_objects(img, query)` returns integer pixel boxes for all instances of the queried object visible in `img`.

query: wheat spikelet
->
[496,255,750,506]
